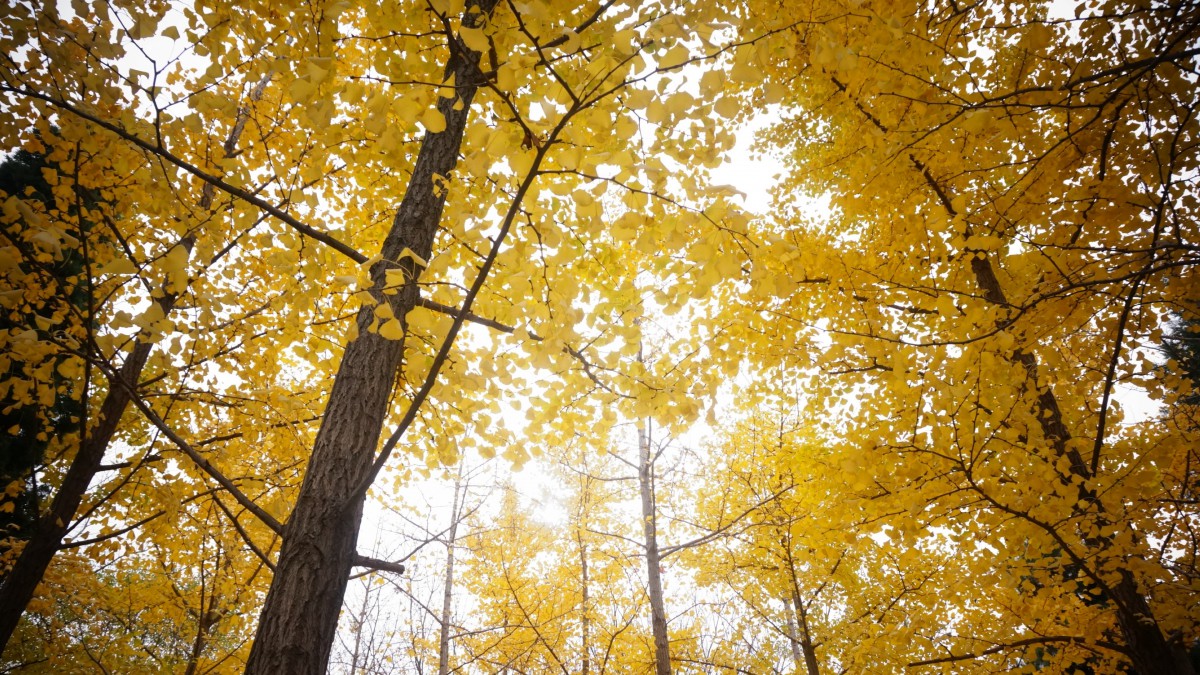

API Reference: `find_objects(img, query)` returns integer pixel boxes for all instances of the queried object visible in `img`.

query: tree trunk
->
[347,586,367,674]
[790,590,820,675]
[905,129,1197,675]
[783,599,804,672]
[183,593,221,675]
[578,526,591,675]
[243,4,498,672]
[437,470,464,675]
[1111,572,1197,675]
[968,244,1195,675]
[828,72,1195,674]
[0,72,270,654]
[0,337,156,650]
[781,538,820,675]
[638,421,671,675]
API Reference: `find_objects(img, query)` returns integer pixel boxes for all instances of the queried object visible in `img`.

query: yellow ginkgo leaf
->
[378,318,405,340]
[97,258,137,276]
[459,26,489,53]
[421,108,447,133]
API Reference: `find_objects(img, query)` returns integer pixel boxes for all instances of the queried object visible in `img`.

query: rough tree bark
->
[243,3,499,672]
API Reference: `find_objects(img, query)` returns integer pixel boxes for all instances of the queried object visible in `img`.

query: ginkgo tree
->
[727,0,1200,673]
[2,0,1198,672]
[0,0,759,671]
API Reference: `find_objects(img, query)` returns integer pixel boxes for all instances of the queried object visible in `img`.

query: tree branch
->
[907,635,1125,668]
[0,85,368,265]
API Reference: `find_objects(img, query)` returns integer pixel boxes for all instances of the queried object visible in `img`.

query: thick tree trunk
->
[638,421,671,675]
[243,4,498,672]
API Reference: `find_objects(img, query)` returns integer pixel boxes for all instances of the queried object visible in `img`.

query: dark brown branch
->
[0,85,368,265]
[352,554,406,576]
[111,370,284,535]
[59,510,165,549]
[415,295,630,397]
[212,495,276,572]
[908,635,1125,668]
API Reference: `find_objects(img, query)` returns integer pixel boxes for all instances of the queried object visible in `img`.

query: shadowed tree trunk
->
[243,2,500,672]
[791,589,820,675]
[965,206,1196,675]
[0,336,157,649]
[0,73,270,653]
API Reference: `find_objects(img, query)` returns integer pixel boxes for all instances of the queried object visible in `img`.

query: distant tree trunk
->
[638,421,671,675]
[783,600,804,672]
[183,592,221,675]
[577,524,591,675]
[779,526,823,675]
[969,248,1196,675]
[437,469,465,675]
[348,587,368,674]
[243,3,498,672]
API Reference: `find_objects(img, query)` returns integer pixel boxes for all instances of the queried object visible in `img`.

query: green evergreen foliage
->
[1163,307,1200,405]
